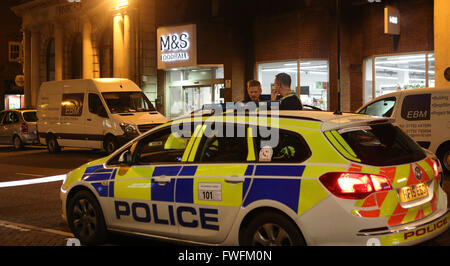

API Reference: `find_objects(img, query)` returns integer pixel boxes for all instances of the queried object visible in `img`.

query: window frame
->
[254,128,312,164]
[8,42,22,63]
[359,96,397,118]
[363,51,435,104]
[256,58,330,110]
[193,122,252,164]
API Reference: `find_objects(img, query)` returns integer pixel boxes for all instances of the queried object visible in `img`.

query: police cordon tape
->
[0,174,67,188]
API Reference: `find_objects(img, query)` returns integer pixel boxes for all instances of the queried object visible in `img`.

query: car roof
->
[172,110,393,132]
[1,109,36,112]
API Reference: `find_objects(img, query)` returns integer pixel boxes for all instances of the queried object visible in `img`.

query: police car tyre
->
[13,135,23,150]
[437,143,450,174]
[241,212,306,246]
[47,135,61,153]
[104,136,118,154]
[67,190,107,245]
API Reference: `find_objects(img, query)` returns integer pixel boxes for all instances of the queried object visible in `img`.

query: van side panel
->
[395,89,450,154]
[37,83,62,145]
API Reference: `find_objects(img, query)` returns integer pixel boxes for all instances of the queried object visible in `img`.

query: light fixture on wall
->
[115,0,128,10]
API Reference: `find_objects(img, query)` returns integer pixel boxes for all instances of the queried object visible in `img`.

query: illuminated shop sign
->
[157,24,197,69]
[385,6,400,35]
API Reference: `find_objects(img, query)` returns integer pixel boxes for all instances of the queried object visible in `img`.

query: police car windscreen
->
[340,123,426,166]
[102,92,156,114]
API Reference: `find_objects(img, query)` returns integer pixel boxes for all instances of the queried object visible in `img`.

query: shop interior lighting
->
[375,66,434,74]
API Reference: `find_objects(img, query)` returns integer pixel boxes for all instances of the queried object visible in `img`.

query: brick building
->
[11,0,440,118]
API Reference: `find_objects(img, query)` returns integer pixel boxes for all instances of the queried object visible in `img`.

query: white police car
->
[60,109,449,245]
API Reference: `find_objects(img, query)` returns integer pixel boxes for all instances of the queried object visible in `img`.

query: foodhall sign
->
[157,24,197,69]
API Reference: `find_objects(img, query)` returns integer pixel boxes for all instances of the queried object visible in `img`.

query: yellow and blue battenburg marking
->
[82,163,311,215]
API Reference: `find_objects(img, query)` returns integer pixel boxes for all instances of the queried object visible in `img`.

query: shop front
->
[157,24,224,119]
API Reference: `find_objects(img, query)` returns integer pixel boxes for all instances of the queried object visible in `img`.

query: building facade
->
[11,0,445,118]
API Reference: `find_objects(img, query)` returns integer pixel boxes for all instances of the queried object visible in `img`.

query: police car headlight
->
[120,123,138,134]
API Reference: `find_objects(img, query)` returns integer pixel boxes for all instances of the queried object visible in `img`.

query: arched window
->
[46,39,55,81]
[71,33,82,79]
[99,29,113,78]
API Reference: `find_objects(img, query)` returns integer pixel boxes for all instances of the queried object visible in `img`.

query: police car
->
[60,108,449,246]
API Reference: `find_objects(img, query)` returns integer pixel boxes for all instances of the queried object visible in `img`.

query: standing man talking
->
[246,80,263,102]
[271,73,303,110]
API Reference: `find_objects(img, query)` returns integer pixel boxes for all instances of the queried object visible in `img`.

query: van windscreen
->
[333,123,426,166]
[102,92,156,114]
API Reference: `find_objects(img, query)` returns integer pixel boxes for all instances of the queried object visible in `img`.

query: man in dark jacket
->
[271,73,303,110]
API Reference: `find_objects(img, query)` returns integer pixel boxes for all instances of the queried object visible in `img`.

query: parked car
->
[0,109,39,149]
[61,109,448,246]
[37,79,167,154]
[357,87,450,174]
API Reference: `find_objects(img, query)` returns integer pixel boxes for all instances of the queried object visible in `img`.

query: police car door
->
[175,122,255,244]
[107,125,193,237]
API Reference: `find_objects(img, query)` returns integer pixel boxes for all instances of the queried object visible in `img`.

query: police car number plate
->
[399,183,428,203]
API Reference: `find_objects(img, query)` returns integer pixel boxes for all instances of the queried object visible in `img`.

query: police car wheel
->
[67,190,107,245]
[241,212,305,246]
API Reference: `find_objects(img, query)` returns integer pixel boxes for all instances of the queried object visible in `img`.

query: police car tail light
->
[319,172,392,200]
[432,160,439,179]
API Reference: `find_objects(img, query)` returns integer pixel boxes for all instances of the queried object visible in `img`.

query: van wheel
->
[67,190,107,245]
[47,135,61,153]
[103,136,118,154]
[13,135,23,150]
[437,143,450,174]
[240,212,306,246]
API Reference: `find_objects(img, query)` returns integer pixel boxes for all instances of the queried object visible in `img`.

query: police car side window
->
[134,127,191,165]
[256,130,311,163]
[195,123,249,163]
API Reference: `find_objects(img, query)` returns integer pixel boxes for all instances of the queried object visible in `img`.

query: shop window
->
[46,39,55,81]
[300,60,329,110]
[364,52,434,103]
[164,66,224,119]
[257,60,329,110]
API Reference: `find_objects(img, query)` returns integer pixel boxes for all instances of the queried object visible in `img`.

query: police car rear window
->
[337,123,426,166]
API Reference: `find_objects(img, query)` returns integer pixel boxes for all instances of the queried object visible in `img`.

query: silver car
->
[0,109,39,149]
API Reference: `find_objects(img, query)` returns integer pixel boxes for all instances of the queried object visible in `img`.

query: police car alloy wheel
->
[240,212,306,246]
[67,190,107,245]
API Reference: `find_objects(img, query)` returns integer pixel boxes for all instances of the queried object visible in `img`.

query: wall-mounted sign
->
[157,24,197,69]
[384,6,400,35]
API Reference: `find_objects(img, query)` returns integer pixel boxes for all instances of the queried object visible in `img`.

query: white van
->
[37,79,167,153]
[357,87,450,174]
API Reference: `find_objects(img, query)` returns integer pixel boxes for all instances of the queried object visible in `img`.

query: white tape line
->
[0,219,74,238]
[0,174,66,188]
